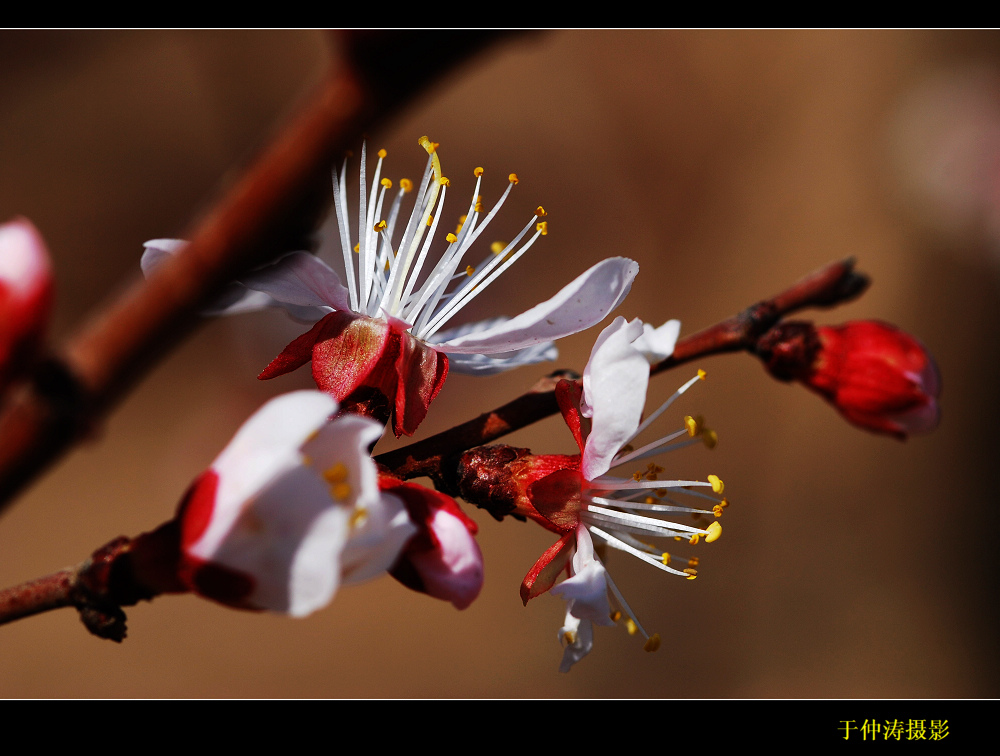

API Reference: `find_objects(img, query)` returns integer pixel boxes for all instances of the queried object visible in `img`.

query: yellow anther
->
[446,233,458,244]
[418,135,438,153]
[490,241,507,255]
[374,220,387,232]
[684,415,701,437]
[645,471,658,481]
[632,471,642,482]
[535,205,547,217]
[508,173,519,184]
[655,488,667,498]
[332,482,352,501]
[673,535,683,542]
[474,166,484,177]
[684,568,698,580]
[661,552,671,566]
[610,610,622,623]
[705,521,722,543]
[687,556,700,568]
[426,214,434,226]
[377,148,387,159]
[536,221,548,235]
[353,243,360,254]
[323,462,349,484]
[399,178,413,193]
[625,618,638,636]
[562,630,577,645]
[349,507,367,528]
[720,498,730,509]
[465,265,475,276]
[380,177,392,189]
[644,496,655,505]
[439,176,450,187]
[703,429,718,449]
[644,634,661,653]
[713,504,724,518]
[474,201,483,213]
[384,260,391,273]
[698,369,707,380]
[647,463,663,474]
[689,534,701,545]
[708,474,724,494]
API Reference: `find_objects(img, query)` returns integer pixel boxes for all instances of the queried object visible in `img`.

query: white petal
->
[430,316,557,375]
[340,492,418,586]
[557,613,594,673]
[209,464,350,617]
[432,257,638,355]
[632,319,681,363]
[141,239,307,319]
[581,317,649,480]
[239,251,352,312]
[140,239,187,278]
[551,527,614,625]
[0,218,50,293]
[194,391,338,561]
[446,343,558,375]
[300,412,385,513]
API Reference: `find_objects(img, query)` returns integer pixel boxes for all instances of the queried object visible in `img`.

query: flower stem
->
[379,257,870,479]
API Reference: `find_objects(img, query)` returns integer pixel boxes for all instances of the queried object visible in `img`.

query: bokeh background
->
[0,29,996,698]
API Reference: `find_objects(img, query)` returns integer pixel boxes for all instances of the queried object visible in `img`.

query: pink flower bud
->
[757,320,941,439]
[380,474,484,610]
[0,218,52,391]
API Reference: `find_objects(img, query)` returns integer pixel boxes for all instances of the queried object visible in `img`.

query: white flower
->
[176,390,416,617]
[515,317,727,670]
[143,136,638,374]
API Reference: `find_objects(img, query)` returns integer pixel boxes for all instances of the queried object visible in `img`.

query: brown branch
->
[652,256,869,375]
[378,257,870,479]
[0,31,514,517]
[0,569,75,625]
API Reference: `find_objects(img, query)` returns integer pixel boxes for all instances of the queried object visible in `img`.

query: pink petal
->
[0,218,52,388]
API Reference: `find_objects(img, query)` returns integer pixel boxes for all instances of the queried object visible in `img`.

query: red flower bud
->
[757,320,941,439]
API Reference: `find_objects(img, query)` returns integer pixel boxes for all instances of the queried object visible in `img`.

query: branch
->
[0,31,513,517]
[378,257,870,479]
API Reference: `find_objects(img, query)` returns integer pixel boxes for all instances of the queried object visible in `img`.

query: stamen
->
[626,371,706,445]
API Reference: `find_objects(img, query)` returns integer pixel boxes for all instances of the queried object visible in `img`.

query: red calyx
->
[258,311,448,437]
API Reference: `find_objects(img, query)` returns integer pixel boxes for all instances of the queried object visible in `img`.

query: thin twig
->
[0,31,513,517]
[378,257,869,479]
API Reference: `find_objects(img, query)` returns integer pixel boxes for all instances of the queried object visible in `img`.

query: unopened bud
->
[756,320,940,439]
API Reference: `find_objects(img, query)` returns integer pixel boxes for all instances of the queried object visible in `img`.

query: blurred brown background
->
[0,29,996,698]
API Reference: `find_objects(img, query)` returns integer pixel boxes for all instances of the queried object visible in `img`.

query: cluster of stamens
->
[332,137,547,342]
[576,369,730,652]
